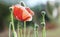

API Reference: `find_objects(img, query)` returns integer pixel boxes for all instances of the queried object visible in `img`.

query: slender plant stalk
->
[20,28,22,37]
[10,9,15,31]
[36,28,38,37]
[34,24,36,37]
[42,25,46,37]
[10,9,17,37]
[9,22,12,37]
[20,1,27,37]
[34,28,36,37]
[17,21,23,37]
[27,29,30,37]
[24,21,26,37]
[17,21,20,37]
[34,23,38,37]
[42,14,46,37]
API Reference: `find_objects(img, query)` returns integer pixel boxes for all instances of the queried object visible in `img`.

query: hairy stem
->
[24,21,26,37]
[42,14,46,37]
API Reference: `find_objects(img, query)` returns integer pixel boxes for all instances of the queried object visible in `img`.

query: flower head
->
[10,2,34,21]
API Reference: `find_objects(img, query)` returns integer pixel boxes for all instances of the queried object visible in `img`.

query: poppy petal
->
[13,6,23,21]
[25,7,34,16]
[22,8,32,21]
[11,4,34,21]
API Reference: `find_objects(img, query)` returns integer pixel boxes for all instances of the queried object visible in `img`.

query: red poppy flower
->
[11,4,34,21]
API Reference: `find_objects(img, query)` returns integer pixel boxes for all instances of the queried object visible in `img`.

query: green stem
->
[10,10,15,31]
[34,23,39,37]
[17,21,20,37]
[20,28,22,37]
[34,27,35,37]
[34,26,35,37]
[10,9,16,37]
[34,24,36,37]
[27,30,30,37]
[24,21,26,37]
[42,26,46,37]
[9,22,12,37]
[42,15,46,37]
[36,28,38,37]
